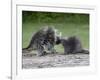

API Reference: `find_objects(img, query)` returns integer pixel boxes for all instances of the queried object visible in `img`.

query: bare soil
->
[22,52,89,69]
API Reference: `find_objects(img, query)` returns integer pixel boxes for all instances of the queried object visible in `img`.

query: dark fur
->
[55,36,61,45]
[56,36,89,54]
[22,27,56,56]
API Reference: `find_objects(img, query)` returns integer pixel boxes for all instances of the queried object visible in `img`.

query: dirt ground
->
[22,52,89,69]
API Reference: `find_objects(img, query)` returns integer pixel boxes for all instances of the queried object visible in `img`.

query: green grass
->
[22,22,89,53]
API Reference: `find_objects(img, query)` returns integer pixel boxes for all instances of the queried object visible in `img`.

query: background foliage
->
[22,11,89,24]
[22,11,89,53]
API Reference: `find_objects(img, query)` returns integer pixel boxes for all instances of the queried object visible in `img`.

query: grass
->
[22,22,89,53]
